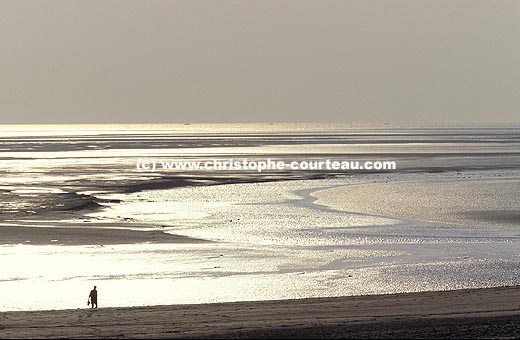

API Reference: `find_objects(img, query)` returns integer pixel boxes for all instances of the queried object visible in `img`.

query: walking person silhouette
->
[88,286,98,308]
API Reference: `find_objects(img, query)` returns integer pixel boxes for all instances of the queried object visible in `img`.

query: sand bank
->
[312,176,520,227]
[1,286,518,339]
[0,225,206,246]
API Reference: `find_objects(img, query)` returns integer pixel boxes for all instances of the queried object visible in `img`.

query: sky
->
[0,0,519,124]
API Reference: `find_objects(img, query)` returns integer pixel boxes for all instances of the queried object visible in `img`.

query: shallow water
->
[1,124,519,311]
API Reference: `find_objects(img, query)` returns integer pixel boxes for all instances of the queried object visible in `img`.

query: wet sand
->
[1,286,518,339]
[0,225,206,246]
[2,126,520,334]
[312,176,520,227]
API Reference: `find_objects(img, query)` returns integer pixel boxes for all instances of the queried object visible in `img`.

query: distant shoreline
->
[2,286,519,339]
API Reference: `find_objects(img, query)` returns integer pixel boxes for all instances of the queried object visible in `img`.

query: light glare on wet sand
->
[0,124,519,311]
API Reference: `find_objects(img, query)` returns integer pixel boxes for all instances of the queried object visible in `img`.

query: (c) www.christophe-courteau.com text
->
[136,158,397,172]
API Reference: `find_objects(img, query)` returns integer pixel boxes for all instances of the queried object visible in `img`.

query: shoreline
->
[2,286,519,339]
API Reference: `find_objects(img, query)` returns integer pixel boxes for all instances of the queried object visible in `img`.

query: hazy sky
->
[1,0,519,124]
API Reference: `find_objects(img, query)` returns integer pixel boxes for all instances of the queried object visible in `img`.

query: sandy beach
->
[3,0,520,335]
[1,286,518,339]
[1,125,519,327]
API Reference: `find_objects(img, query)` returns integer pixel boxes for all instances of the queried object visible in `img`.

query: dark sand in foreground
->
[1,286,518,339]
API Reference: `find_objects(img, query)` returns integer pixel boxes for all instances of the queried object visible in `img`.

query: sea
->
[0,123,519,311]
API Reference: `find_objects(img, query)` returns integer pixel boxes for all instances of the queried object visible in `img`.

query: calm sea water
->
[0,124,519,311]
